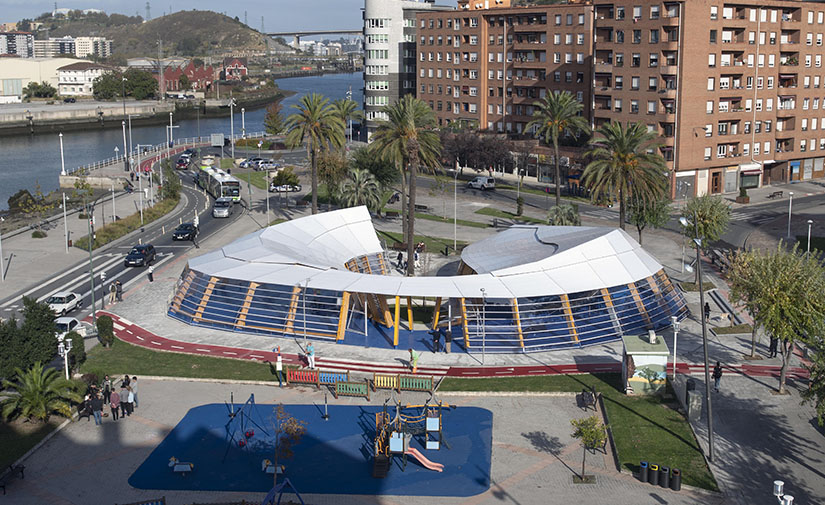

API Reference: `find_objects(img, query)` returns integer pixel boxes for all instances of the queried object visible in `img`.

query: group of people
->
[395,242,426,272]
[107,281,124,305]
[84,375,140,425]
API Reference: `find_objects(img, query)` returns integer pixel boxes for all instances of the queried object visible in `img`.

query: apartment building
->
[57,61,115,96]
[0,32,34,58]
[74,37,113,59]
[363,0,454,138]
[34,37,77,58]
[417,0,825,197]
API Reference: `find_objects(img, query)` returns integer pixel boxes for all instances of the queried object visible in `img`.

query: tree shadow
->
[521,431,577,476]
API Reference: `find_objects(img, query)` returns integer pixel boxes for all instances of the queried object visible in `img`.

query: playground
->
[128,399,493,497]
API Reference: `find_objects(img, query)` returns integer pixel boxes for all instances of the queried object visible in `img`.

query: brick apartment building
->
[414,0,825,198]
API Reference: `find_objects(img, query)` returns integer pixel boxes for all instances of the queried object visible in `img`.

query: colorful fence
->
[333,380,371,401]
[286,369,349,388]
[372,373,434,393]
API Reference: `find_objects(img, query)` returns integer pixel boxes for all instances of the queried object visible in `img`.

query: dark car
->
[63,97,76,103]
[124,244,156,267]
[172,223,198,241]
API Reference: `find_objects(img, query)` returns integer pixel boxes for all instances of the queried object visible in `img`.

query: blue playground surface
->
[129,402,493,497]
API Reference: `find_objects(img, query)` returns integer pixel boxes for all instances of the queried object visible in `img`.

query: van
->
[467,176,496,190]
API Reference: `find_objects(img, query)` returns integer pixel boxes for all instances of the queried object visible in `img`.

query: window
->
[743,144,749,156]
[709,53,716,67]
[708,77,715,90]
[710,6,718,20]
[649,77,658,90]
[753,143,759,156]
[577,34,585,45]
[633,30,642,44]
[615,53,624,66]
[647,100,656,114]
[767,77,774,89]
[651,5,660,19]
[649,53,659,67]
[578,13,585,25]
[718,122,728,135]
[633,6,642,20]
[704,147,712,160]
[565,71,572,82]
[804,97,811,110]
[650,30,659,43]
[802,118,809,131]
[566,13,573,25]
[744,121,751,134]
[617,7,625,19]
[616,30,624,43]
[755,121,761,133]
[554,34,561,45]
[565,34,573,44]
[767,98,773,111]
[806,54,813,67]
[747,76,753,89]
[565,53,572,63]
[765,120,773,132]
[553,71,561,82]
[808,33,814,45]
[615,76,623,89]
[555,14,562,25]
[707,101,714,113]
[615,98,623,112]
[577,53,585,64]
[717,145,727,158]
[757,77,763,89]
[631,76,640,90]
[710,30,717,44]
[631,99,639,113]
[719,77,730,89]
[756,99,762,111]
[631,53,640,67]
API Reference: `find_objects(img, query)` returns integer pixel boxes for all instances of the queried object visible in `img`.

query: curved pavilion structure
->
[168,207,687,353]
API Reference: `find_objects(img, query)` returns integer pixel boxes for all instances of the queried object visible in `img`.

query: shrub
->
[96,315,114,348]
[739,187,748,198]
[74,195,179,250]
[67,331,86,369]
[516,196,524,216]
[31,230,47,238]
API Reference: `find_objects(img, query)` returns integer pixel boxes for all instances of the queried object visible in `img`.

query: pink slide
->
[405,448,444,472]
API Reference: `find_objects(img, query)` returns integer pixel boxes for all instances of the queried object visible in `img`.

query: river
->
[0,72,363,211]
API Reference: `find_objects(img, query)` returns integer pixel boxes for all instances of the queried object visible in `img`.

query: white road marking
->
[150,340,162,345]
[135,336,144,341]
[463,371,480,375]
[250,354,265,359]
[171,345,184,349]
[113,323,125,330]
[196,348,211,352]
[35,255,124,304]
[223,351,237,355]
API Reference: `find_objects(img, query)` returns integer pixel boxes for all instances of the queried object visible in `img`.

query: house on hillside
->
[221,57,247,81]
[58,61,115,96]
[155,61,217,92]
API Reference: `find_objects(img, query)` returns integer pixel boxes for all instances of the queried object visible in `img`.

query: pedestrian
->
[192,233,199,249]
[414,250,421,269]
[109,387,120,421]
[126,386,135,416]
[306,342,316,369]
[396,252,403,270]
[409,348,420,374]
[148,265,154,283]
[102,375,112,404]
[704,302,711,322]
[131,376,139,409]
[115,280,123,301]
[130,171,135,182]
[121,374,130,388]
[712,361,723,392]
[275,349,284,387]
[91,393,103,426]
[432,330,440,353]
[769,336,778,358]
[109,282,117,304]
[119,385,129,418]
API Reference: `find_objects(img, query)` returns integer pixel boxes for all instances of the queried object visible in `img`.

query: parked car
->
[212,198,234,218]
[258,161,281,171]
[172,223,198,241]
[124,244,156,267]
[54,317,93,340]
[63,97,76,103]
[269,183,302,193]
[175,158,189,169]
[239,157,263,169]
[467,176,496,190]
[182,148,196,157]
[46,291,82,316]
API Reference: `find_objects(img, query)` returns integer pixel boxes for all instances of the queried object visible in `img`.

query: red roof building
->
[221,57,248,81]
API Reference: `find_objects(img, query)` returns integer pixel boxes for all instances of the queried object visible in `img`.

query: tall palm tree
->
[339,168,381,212]
[525,90,590,207]
[1,362,83,423]
[370,95,441,276]
[582,121,668,230]
[332,98,364,145]
[284,93,345,214]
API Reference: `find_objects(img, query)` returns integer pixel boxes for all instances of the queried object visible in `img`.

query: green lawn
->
[376,230,467,254]
[220,158,235,170]
[712,323,753,335]
[237,171,269,190]
[302,184,336,205]
[475,206,546,225]
[415,212,489,229]
[440,373,717,491]
[679,280,717,292]
[0,418,62,468]
[80,338,283,382]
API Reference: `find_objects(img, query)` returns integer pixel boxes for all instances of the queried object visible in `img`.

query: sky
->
[4,0,365,32]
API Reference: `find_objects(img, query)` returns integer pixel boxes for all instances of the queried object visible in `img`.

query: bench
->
[385,210,400,219]
[0,464,25,495]
[710,248,732,272]
[391,242,407,251]
[414,204,429,212]
[767,190,783,199]
[580,386,599,412]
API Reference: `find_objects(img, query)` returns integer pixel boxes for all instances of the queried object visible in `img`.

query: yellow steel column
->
[284,285,302,333]
[236,282,260,327]
[193,276,218,322]
[460,297,470,348]
[646,275,670,317]
[393,296,401,347]
[560,294,579,343]
[406,296,414,331]
[432,297,442,330]
[628,282,653,328]
[511,298,525,348]
[336,291,351,341]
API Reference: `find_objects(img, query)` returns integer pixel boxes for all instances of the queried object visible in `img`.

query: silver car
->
[212,198,234,218]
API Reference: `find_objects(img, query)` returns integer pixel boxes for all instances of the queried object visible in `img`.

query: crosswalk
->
[729,210,778,225]
[581,207,619,221]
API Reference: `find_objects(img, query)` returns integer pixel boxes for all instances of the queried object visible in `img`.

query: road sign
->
[211,133,224,147]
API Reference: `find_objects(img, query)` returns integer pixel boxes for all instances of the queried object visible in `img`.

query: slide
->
[405,448,444,472]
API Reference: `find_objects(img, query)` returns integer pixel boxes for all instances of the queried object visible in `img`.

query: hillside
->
[47,10,267,58]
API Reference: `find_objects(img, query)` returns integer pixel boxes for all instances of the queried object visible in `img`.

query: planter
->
[735,196,750,204]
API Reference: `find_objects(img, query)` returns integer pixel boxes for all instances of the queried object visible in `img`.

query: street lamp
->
[671,315,680,378]
[480,287,487,365]
[773,480,794,505]
[59,132,66,176]
[57,336,73,380]
[135,144,154,224]
[230,98,237,161]
[807,220,814,254]
[451,166,460,252]
[114,146,119,170]
[241,107,246,139]
[679,215,715,463]
[121,121,128,171]
[121,76,127,118]
[786,191,794,239]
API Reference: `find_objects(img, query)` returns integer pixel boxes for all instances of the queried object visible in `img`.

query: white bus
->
[197,167,242,203]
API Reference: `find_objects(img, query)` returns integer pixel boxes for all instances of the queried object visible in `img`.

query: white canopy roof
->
[187,207,665,298]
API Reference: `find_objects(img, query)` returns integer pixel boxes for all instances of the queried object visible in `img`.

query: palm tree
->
[1,362,83,423]
[525,90,590,207]
[582,121,668,230]
[370,95,441,276]
[339,169,381,212]
[284,93,345,214]
[332,98,364,145]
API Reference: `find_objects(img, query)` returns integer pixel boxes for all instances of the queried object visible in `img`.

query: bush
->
[96,315,114,348]
[67,331,86,369]
[516,196,524,216]
[74,195,179,250]
[31,230,47,238]
[739,187,748,198]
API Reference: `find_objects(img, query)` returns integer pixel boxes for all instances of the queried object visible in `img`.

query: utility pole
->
[158,39,164,101]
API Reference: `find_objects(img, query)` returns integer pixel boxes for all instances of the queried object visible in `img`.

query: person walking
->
[147,265,154,283]
[101,375,112,404]
[306,343,316,369]
[414,250,421,269]
[432,330,440,353]
[712,361,723,392]
[109,282,117,304]
[109,388,120,421]
[275,350,284,387]
[704,302,711,322]
[130,377,139,409]
[409,348,420,374]
[91,394,103,426]
[769,336,779,358]
[118,385,129,418]
[115,280,123,302]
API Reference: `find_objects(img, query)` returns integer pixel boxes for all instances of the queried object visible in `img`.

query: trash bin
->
[639,461,649,483]
[445,330,452,354]
[686,377,697,404]
[648,464,659,485]
[659,465,670,488]
[670,468,681,491]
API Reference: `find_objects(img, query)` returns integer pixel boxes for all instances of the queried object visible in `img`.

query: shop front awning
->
[738,162,762,175]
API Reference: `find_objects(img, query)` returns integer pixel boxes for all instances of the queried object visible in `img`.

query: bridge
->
[266,29,362,48]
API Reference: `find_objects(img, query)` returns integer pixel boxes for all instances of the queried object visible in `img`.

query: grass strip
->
[475,206,546,225]
[712,323,754,335]
[236,171,269,190]
[415,212,489,229]
[679,280,717,292]
[74,196,179,251]
[0,419,62,468]
[376,229,467,254]
[440,373,718,491]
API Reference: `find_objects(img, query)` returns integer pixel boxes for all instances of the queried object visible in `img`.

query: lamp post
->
[121,76,127,118]
[57,336,73,380]
[807,220,813,254]
[480,287,487,365]
[136,144,154,224]
[266,170,271,226]
[59,132,66,175]
[451,166,459,252]
[671,315,680,378]
[786,191,794,239]
[773,480,795,505]
[346,86,353,143]
[230,98,236,161]
[114,146,119,174]
[679,215,715,463]
[121,121,128,171]
[241,107,246,139]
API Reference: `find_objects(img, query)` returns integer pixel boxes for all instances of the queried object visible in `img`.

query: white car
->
[54,316,92,340]
[467,176,496,190]
[47,291,83,315]
[258,161,282,171]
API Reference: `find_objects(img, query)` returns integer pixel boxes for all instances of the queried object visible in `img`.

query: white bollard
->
[179,217,182,224]
[162,225,165,234]
[139,237,142,244]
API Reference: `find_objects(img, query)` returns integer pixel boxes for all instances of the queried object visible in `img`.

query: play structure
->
[373,393,450,478]
[222,393,270,462]
[286,369,349,388]
[168,457,193,476]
